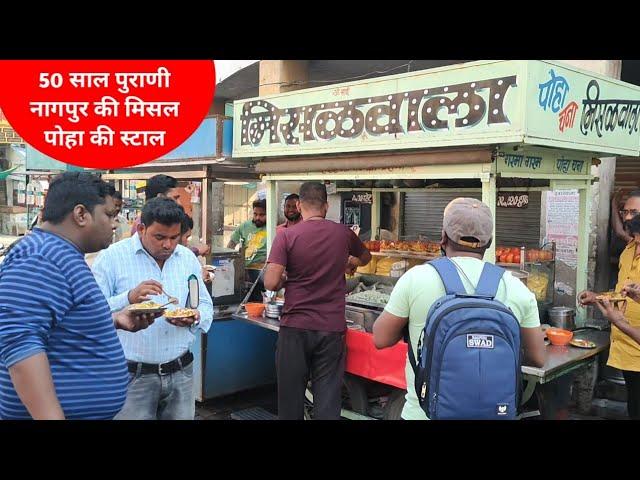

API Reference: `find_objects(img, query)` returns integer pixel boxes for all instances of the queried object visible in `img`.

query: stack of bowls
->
[265,298,285,319]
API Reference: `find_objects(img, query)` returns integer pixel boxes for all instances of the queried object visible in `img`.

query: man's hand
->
[113,309,162,332]
[622,283,640,303]
[127,280,163,304]
[345,256,360,275]
[578,290,598,306]
[195,243,210,256]
[202,266,214,284]
[595,297,627,327]
[166,310,200,328]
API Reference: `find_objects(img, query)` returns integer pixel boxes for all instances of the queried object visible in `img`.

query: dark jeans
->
[622,370,640,419]
[246,268,264,302]
[276,326,346,420]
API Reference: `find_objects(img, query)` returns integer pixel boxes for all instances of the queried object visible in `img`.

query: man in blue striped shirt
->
[0,172,160,420]
[93,197,213,420]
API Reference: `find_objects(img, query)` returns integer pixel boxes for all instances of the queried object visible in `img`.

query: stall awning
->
[0,166,19,180]
[255,148,494,174]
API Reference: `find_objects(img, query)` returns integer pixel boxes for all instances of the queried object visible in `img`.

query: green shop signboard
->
[495,147,591,176]
[233,60,640,159]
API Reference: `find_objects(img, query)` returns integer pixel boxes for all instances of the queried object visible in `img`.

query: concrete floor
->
[195,383,629,421]
[195,384,278,420]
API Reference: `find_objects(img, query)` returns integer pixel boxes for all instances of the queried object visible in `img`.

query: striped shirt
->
[92,233,213,364]
[0,229,128,420]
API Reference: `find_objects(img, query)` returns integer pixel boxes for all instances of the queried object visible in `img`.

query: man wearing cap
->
[373,197,546,420]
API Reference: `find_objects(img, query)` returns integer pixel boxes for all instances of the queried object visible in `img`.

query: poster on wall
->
[343,201,362,226]
[546,189,579,268]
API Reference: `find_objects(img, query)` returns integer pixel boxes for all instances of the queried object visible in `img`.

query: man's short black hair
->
[145,174,178,201]
[113,191,123,201]
[285,193,299,202]
[41,172,115,224]
[181,214,194,234]
[299,182,327,208]
[253,199,266,210]
[141,197,185,228]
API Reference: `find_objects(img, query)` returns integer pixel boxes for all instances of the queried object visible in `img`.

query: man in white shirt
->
[92,197,213,420]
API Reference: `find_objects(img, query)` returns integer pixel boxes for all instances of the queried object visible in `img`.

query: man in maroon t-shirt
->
[265,182,371,420]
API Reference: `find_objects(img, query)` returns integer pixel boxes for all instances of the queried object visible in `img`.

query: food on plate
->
[128,301,164,310]
[570,338,596,349]
[164,308,198,319]
[595,291,627,302]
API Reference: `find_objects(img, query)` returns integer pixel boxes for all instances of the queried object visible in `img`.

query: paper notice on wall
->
[211,258,235,298]
[546,190,579,268]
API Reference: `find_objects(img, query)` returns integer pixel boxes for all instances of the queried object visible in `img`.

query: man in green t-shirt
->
[373,197,546,420]
[228,199,267,300]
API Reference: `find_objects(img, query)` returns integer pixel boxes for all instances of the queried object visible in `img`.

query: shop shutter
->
[402,191,542,248]
[614,157,640,191]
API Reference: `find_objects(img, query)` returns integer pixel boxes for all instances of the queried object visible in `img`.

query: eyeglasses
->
[620,209,640,217]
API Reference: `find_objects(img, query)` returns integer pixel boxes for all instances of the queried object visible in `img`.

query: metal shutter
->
[615,157,640,191]
[402,191,541,248]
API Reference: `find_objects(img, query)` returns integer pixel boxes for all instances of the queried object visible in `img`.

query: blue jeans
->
[114,363,195,420]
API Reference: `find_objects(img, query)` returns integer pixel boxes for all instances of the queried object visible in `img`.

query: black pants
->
[622,370,640,419]
[276,326,346,420]
[246,269,264,302]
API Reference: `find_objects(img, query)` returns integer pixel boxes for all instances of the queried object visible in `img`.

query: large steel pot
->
[548,306,576,331]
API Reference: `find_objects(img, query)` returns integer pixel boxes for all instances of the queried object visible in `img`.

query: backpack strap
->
[474,262,505,299]
[404,326,417,373]
[428,257,466,295]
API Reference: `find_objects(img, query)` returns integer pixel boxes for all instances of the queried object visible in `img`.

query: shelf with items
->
[500,242,556,309]
[371,251,441,261]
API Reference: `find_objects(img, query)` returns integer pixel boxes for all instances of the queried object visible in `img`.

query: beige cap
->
[442,197,493,248]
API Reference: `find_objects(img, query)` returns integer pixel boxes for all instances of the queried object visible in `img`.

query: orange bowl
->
[244,303,265,317]
[546,327,573,346]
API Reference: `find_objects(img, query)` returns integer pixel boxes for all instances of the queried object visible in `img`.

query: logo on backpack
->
[466,334,494,349]
[496,403,509,416]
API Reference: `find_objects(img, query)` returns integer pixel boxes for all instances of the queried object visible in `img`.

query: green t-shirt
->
[231,220,267,268]
[384,257,541,420]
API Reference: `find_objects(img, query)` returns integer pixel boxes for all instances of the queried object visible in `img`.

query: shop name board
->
[497,149,590,176]
[239,76,516,148]
[351,193,372,204]
[234,61,640,159]
[233,60,528,158]
[527,62,640,156]
[497,192,529,208]
[580,80,640,138]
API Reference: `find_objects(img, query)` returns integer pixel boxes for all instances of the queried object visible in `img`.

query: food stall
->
[228,60,640,418]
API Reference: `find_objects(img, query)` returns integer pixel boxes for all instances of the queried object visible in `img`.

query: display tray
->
[496,260,555,267]
[374,251,441,260]
[345,297,387,310]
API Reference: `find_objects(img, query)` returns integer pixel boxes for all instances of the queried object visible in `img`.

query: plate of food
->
[569,338,597,349]
[127,301,167,315]
[164,308,198,319]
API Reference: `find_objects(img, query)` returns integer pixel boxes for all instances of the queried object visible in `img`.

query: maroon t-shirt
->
[268,219,367,332]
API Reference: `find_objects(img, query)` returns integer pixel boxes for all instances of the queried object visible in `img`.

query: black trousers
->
[246,268,264,302]
[276,326,346,420]
[622,370,640,419]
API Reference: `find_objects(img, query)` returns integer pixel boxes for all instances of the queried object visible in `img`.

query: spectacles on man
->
[620,209,640,217]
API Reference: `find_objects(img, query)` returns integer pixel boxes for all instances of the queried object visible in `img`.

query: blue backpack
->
[407,257,522,420]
